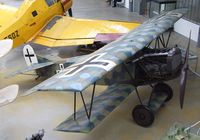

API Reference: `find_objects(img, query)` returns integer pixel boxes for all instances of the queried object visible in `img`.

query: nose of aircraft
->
[61,0,69,5]
[61,0,72,11]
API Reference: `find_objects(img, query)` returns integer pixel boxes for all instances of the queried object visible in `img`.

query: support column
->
[198,28,200,48]
[129,0,133,12]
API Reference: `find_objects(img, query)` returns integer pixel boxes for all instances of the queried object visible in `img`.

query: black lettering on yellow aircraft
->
[4,30,19,40]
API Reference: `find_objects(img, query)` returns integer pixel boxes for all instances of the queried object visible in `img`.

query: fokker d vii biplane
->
[0,0,140,48]
[19,9,188,133]
[0,39,19,107]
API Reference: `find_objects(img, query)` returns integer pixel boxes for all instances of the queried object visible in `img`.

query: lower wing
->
[55,84,134,133]
[32,16,140,47]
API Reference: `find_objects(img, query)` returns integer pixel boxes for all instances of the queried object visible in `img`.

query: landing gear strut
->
[132,83,173,127]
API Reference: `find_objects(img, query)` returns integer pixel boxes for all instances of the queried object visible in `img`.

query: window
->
[32,10,38,17]
[45,0,58,6]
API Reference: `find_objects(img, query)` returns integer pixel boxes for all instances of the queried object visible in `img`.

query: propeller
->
[179,31,191,109]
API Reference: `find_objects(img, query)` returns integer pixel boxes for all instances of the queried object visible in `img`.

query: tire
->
[153,83,173,102]
[132,105,154,127]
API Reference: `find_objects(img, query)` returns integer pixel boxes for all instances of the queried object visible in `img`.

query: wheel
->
[153,83,173,102]
[132,105,154,127]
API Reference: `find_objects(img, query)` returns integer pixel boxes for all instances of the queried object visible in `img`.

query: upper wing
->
[26,9,187,95]
[32,16,140,47]
[0,4,17,29]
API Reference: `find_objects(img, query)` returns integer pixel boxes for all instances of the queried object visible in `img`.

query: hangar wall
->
[177,0,200,23]
[174,19,200,42]
[176,0,200,43]
[124,0,200,43]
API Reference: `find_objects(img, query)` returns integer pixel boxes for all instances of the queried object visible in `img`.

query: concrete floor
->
[0,0,200,140]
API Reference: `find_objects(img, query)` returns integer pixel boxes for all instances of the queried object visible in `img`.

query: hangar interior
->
[0,0,200,140]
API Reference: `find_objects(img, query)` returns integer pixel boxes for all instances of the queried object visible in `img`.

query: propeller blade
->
[179,31,191,109]
[180,67,188,109]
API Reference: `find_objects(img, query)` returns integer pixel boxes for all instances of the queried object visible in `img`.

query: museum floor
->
[0,0,200,139]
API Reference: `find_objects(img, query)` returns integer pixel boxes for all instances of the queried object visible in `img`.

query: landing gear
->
[132,83,173,127]
[132,105,154,127]
[153,83,173,102]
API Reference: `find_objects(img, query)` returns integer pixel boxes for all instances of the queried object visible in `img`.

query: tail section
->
[23,44,38,66]
[23,44,51,66]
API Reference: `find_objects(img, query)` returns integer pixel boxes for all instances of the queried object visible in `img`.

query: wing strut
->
[73,83,96,120]
[122,63,144,105]
[154,28,173,49]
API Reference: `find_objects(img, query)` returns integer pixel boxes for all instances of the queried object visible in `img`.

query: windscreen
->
[45,0,58,6]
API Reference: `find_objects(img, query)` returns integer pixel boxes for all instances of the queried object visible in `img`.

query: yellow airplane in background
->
[0,0,140,48]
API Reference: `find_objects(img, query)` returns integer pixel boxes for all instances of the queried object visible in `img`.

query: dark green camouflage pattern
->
[97,63,135,85]
[143,92,167,112]
[55,84,134,133]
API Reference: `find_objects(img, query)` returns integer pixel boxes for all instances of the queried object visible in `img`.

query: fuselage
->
[0,0,72,48]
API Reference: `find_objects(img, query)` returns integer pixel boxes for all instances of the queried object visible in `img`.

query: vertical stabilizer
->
[23,44,38,66]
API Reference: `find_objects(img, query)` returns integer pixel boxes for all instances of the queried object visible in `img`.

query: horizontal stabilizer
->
[6,62,54,78]
[55,84,134,133]
[0,84,19,107]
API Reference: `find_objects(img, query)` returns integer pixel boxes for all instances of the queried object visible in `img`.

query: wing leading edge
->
[25,9,187,95]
